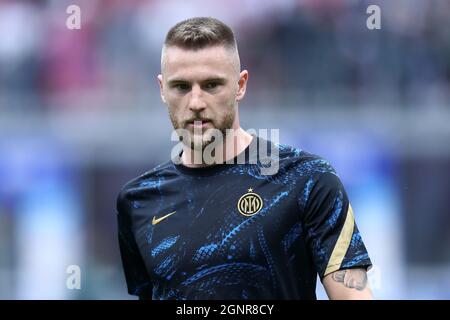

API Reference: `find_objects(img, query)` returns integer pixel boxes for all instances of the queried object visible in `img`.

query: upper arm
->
[117,190,153,299]
[322,268,373,300]
[299,166,373,297]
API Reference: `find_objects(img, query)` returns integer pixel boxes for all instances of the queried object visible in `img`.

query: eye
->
[204,82,220,90]
[178,83,189,90]
[173,83,190,92]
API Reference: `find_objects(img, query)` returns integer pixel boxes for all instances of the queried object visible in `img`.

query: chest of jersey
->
[132,171,310,298]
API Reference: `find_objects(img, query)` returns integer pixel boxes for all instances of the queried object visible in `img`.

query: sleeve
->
[117,190,153,299]
[301,171,372,280]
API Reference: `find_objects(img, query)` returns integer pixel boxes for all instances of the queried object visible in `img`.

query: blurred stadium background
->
[0,0,449,299]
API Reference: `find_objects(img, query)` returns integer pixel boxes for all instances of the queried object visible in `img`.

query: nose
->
[187,84,206,112]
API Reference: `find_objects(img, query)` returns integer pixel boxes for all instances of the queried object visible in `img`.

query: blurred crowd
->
[0,0,449,111]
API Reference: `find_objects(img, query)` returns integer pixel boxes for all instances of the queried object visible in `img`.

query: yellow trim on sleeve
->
[323,204,355,277]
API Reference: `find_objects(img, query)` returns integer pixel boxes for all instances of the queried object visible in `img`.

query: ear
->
[236,70,249,101]
[157,74,166,104]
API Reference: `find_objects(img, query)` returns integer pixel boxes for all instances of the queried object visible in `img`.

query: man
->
[117,17,373,300]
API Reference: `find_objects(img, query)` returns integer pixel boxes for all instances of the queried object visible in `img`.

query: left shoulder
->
[270,140,338,177]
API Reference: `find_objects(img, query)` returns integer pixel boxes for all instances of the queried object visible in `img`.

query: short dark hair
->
[164,17,237,50]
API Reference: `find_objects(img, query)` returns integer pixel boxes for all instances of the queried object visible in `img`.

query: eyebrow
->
[167,77,227,85]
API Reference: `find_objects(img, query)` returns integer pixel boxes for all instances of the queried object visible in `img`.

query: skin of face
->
[157,45,249,154]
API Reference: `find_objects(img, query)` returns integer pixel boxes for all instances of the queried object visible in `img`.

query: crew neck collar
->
[172,134,259,176]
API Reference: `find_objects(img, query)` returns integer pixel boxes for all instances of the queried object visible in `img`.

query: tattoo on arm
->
[331,269,368,291]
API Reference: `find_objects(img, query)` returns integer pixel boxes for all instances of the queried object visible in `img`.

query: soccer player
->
[117,17,373,300]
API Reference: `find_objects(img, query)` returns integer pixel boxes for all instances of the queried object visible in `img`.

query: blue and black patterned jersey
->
[117,135,372,300]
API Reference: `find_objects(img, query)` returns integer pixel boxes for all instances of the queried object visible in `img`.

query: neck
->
[181,128,253,168]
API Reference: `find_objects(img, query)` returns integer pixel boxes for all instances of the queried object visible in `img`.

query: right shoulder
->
[116,160,176,213]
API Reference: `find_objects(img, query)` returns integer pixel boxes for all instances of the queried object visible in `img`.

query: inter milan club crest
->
[237,188,264,217]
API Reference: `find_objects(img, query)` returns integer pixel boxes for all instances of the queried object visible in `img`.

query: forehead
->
[162,45,236,81]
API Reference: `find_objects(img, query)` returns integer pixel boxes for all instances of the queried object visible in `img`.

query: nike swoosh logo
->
[152,211,176,225]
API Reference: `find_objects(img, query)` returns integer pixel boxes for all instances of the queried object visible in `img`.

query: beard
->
[169,108,235,151]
